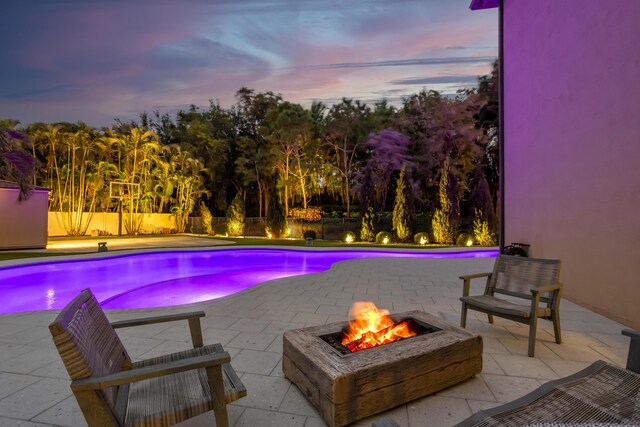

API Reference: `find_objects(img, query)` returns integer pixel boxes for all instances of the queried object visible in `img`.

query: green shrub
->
[289,206,323,221]
[392,166,412,242]
[360,207,376,242]
[303,230,317,240]
[473,209,496,246]
[266,190,287,238]
[432,209,454,244]
[456,232,474,247]
[342,231,356,243]
[226,193,245,236]
[432,158,458,244]
[375,231,392,244]
[199,203,214,235]
[414,232,429,245]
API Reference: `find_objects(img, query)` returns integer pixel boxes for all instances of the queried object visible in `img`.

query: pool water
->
[0,248,497,314]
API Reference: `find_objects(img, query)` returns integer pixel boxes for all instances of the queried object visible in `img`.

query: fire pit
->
[283,308,482,427]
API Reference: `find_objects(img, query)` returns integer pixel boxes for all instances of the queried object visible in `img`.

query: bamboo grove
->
[1,61,499,242]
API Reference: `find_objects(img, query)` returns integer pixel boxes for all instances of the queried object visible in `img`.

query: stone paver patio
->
[0,241,631,426]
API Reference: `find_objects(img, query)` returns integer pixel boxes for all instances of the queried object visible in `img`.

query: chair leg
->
[460,302,468,328]
[206,365,229,427]
[487,314,494,324]
[528,316,538,357]
[552,310,562,344]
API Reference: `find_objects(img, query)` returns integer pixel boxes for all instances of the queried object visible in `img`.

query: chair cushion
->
[124,344,245,427]
[461,295,551,318]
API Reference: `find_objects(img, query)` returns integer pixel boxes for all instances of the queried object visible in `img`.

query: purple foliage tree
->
[0,126,38,201]
[470,162,496,230]
[355,129,414,210]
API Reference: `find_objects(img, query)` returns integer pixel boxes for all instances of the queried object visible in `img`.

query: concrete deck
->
[0,240,630,426]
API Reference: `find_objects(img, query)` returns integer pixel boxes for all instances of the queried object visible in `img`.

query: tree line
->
[0,60,499,243]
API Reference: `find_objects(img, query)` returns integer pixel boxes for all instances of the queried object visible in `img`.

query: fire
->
[341,302,418,352]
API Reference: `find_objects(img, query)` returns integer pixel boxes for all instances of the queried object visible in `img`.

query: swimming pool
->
[0,248,498,314]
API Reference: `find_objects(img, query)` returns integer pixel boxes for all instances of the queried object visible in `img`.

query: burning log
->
[344,320,415,352]
[341,302,419,352]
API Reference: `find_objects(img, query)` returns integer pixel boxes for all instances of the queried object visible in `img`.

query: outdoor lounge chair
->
[372,329,640,427]
[49,288,246,427]
[459,254,562,357]
[455,328,640,426]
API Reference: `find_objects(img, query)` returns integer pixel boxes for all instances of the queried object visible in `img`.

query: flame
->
[341,302,418,352]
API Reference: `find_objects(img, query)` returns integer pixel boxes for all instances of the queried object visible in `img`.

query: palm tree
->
[168,146,209,232]
[106,127,162,233]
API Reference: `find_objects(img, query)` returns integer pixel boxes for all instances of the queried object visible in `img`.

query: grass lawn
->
[0,234,469,261]
[213,236,447,249]
[0,252,78,261]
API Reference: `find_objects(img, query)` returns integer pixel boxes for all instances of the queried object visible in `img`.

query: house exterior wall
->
[503,0,640,329]
[0,188,49,249]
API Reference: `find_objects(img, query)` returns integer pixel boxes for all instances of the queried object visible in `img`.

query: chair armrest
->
[110,311,205,328]
[530,283,562,295]
[459,272,492,281]
[460,272,492,297]
[622,329,640,373]
[71,350,230,391]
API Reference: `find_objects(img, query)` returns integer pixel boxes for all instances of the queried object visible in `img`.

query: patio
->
[0,242,630,426]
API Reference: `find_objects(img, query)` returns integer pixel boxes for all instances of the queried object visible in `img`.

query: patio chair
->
[454,329,640,426]
[372,329,640,427]
[459,254,562,356]
[49,288,246,427]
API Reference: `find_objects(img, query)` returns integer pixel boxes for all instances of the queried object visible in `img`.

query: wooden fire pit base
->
[283,311,482,427]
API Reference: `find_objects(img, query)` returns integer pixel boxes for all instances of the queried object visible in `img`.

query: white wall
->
[0,188,49,249]
[503,0,640,329]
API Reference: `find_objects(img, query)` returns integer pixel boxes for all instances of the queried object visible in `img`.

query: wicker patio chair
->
[49,288,246,427]
[459,255,562,356]
[371,329,640,427]
[454,329,640,426]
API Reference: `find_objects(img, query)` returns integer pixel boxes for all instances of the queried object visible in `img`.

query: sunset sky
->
[1,0,498,127]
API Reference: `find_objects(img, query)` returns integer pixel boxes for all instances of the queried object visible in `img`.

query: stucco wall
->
[503,0,640,329]
[0,188,49,249]
[48,212,178,236]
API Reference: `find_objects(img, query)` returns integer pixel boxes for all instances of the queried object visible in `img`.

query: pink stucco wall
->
[503,0,640,329]
[0,188,49,249]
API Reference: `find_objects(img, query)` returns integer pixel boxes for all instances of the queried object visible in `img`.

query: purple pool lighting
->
[0,248,497,314]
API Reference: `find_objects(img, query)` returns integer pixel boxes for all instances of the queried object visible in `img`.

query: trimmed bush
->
[375,231,392,244]
[392,166,412,242]
[289,206,323,221]
[432,158,458,244]
[414,232,429,245]
[226,192,245,236]
[303,230,317,240]
[199,203,215,235]
[456,232,474,247]
[360,207,376,242]
[266,190,287,238]
[342,231,356,243]
[473,209,496,246]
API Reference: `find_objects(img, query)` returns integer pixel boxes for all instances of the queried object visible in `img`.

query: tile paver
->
[0,244,632,426]
[31,395,85,426]
[0,377,71,419]
[235,407,306,427]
